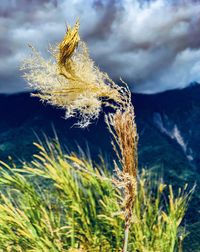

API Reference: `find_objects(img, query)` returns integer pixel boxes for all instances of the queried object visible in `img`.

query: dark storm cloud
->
[0,0,200,93]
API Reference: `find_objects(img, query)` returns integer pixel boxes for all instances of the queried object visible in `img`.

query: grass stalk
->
[122,226,129,252]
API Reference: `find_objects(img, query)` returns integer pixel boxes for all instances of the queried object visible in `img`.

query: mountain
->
[0,84,200,250]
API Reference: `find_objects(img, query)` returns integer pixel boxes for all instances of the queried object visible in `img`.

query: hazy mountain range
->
[0,83,200,251]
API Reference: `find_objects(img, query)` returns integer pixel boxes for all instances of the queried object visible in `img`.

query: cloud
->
[0,0,200,93]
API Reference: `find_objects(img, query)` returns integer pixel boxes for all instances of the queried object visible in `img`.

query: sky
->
[0,0,200,94]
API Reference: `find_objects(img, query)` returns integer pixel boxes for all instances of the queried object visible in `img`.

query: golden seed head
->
[58,20,80,66]
[22,21,127,127]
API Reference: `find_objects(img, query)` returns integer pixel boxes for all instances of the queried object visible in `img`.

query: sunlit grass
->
[0,140,193,251]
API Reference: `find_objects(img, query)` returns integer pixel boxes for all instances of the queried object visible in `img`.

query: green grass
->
[0,140,194,251]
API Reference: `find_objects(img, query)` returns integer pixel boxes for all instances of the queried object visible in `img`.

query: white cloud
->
[0,0,200,93]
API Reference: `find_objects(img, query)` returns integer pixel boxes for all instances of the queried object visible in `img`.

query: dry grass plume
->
[21,21,139,251]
